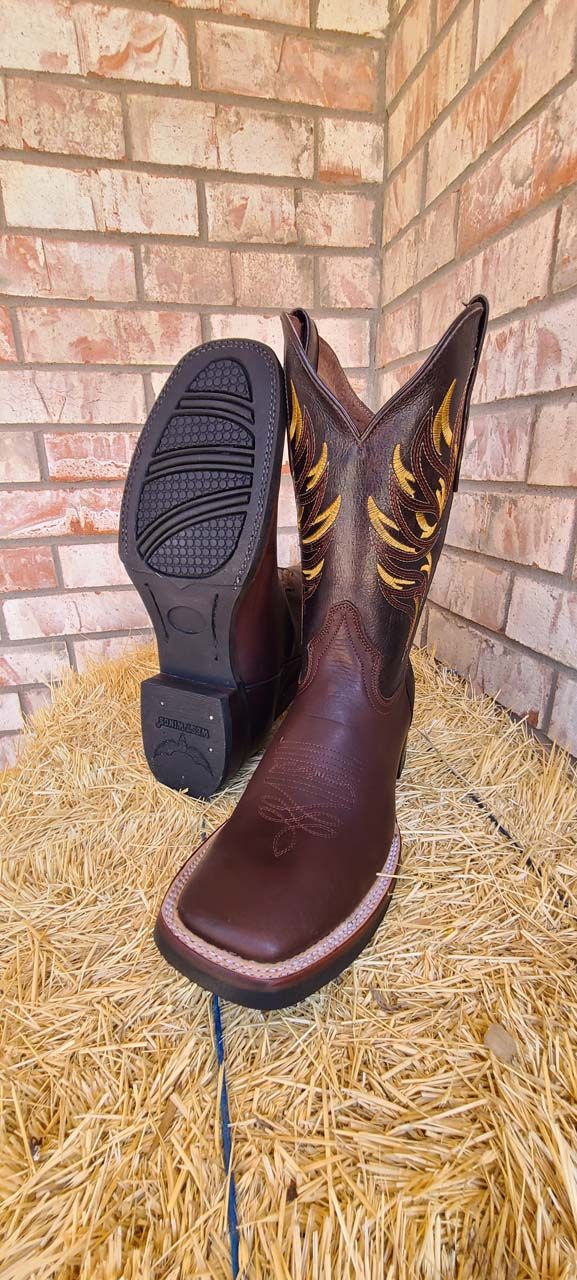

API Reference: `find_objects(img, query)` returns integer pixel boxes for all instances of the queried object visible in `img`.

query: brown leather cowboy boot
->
[120,340,301,798]
[155,298,488,1006]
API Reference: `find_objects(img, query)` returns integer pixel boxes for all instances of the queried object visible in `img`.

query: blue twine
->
[211,994,240,1279]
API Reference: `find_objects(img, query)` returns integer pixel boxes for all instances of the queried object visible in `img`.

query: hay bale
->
[1,645,576,1278]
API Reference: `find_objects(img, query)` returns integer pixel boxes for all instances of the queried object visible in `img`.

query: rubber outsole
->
[119,339,291,797]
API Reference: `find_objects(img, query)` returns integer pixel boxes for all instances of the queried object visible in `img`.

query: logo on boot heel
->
[153,731,213,778]
[155,715,209,739]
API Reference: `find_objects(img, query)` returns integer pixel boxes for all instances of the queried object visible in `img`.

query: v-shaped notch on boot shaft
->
[282,298,489,696]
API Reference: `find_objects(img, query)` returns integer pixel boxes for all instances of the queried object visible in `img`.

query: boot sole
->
[154,825,402,1010]
[119,339,294,798]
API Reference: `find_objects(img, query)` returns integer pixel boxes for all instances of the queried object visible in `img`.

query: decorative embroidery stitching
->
[368,380,460,618]
[288,381,341,598]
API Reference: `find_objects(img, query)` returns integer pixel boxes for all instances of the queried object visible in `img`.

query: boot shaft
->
[282,299,488,694]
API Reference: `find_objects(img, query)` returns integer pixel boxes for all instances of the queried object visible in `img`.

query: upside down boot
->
[155,298,489,1006]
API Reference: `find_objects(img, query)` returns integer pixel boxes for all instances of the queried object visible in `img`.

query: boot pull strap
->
[290,309,319,371]
[453,294,489,493]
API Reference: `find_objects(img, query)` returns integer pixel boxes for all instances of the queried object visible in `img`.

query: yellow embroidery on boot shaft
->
[288,381,303,445]
[392,443,415,496]
[288,384,341,598]
[302,494,342,545]
[368,496,418,555]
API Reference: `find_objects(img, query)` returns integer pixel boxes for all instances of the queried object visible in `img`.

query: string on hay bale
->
[1,643,576,1279]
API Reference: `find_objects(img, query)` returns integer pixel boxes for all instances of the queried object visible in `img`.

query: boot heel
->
[140,674,246,798]
[397,740,408,779]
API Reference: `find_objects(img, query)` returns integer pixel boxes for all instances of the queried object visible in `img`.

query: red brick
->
[447,490,575,574]
[378,297,419,364]
[475,0,534,66]
[460,406,531,482]
[2,487,123,540]
[231,252,314,309]
[206,183,296,244]
[0,78,124,160]
[142,245,233,305]
[0,235,137,302]
[20,308,201,366]
[382,225,419,303]
[127,96,216,166]
[73,4,190,85]
[429,549,510,630]
[317,0,389,34]
[0,370,145,425]
[296,191,375,247]
[196,23,378,111]
[508,576,577,667]
[1,0,80,73]
[318,256,379,308]
[318,119,384,184]
[553,192,577,293]
[0,692,24,733]
[458,81,577,254]
[382,151,424,243]
[428,0,576,203]
[215,105,314,179]
[59,542,130,589]
[0,306,17,361]
[388,3,474,168]
[73,633,149,672]
[0,430,40,482]
[548,673,577,755]
[0,161,199,236]
[427,604,552,727]
[0,642,70,688]
[529,400,577,486]
[386,0,431,102]
[44,431,139,481]
[0,547,57,594]
[4,589,149,640]
[314,316,370,367]
[475,297,577,404]
[208,313,282,359]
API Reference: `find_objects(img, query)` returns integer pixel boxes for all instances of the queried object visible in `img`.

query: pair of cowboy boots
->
[120,297,488,1009]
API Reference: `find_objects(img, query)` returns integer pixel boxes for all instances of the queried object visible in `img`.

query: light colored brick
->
[0,235,137,301]
[458,81,577,253]
[315,316,370,366]
[0,162,198,236]
[0,430,40,482]
[319,256,379,308]
[74,632,150,673]
[0,692,23,733]
[0,734,21,768]
[427,604,551,727]
[127,96,216,166]
[382,224,418,303]
[216,106,314,179]
[429,550,510,630]
[196,23,378,111]
[378,296,419,363]
[0,0,80,73]
[460,406,531,482]
[277,528,300,568]
[21,686,53,718]
[382,150,424,242]
[318,119,384,184]
[231,252,313,309]
[279,473,298,527]
[207,313,282,359]
[388,3,474,168]
[0,306,16,360]
[4,589,149,640]
[20,307,201,366]
[386,0,431,101]
[475,0,533,66]
[529,400,577,486]
[447,490,575,574]
[377,359,420,399]
[142,245,233,305]
[0,642,70,687]
[553,191,577,293]
[0,370,145,425]
[316,0,389,34]
[73,4,190,85]
[59,543,130,589]
[475,297,577,404]
[0,546,57,593]
[43,430,139,481]
[418,192,457,281]
[508,576,577,668]
[548,673,577,756]
[428,0,576,203]
[206,182,296,244]
[168,0,308,18]
[296,190,375,247]
[2,487,123,540]
[436,0,460,28]
[0,78,124,160]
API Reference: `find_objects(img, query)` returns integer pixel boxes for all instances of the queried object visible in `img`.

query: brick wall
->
[1,0,576,765]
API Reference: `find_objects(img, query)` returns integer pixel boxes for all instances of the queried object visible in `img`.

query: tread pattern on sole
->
[136,358,255,579]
